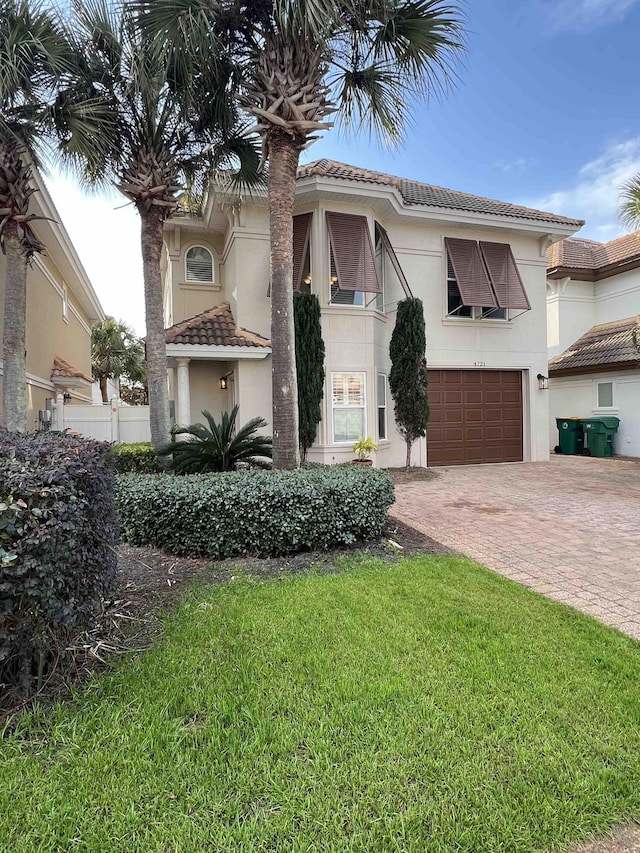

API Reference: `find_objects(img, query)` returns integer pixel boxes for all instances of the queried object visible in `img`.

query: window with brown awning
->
[267,212,313,296]
[479,241,531,311]
[293,212,312,292]
[444,237,496,308]
[326,212,381,293]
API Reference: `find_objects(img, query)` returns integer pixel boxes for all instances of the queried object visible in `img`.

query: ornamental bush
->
[108,441,159,473]
[0,432,119,696]
[115,467,395,559]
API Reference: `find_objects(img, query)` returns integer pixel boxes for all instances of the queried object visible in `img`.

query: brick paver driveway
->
[392,455,640,640]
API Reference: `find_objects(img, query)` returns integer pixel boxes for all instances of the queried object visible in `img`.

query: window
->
[597,381,614,408]
[377,372,387,440]
[332,372,365,442]
[326,212,381,306]
[62,285,68,321]
[185,246,214,282]
[445,237,529,320]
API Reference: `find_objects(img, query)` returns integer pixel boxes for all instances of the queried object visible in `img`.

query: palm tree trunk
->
[139,208,170,451]
[268,134,300,470]
[2,221,28,433]
[99,375,108,403]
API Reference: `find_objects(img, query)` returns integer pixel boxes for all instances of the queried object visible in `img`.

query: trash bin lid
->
[583,417,620,429]
[555,417,583,429]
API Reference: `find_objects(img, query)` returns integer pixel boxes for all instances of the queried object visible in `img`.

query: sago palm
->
[160,406,273,473]
[56,0,260,450]
[137,0,465,469]
[0,0,75,431]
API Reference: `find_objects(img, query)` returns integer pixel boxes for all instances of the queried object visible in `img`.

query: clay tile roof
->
[547,231,640,273]
[549,316,640,374]
[297,159,583,227]
[51,356,93,383]
[165,303,271,348]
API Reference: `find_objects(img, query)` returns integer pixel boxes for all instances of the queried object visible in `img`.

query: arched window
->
[185,246,214,282]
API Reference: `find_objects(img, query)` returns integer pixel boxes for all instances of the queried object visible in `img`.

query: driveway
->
[391,455,640,640]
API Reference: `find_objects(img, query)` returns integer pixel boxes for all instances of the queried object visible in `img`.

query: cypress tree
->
[389,297,430,470]
[294,292,325,459]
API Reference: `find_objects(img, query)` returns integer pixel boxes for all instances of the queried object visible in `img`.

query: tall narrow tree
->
[55,0,259,450]
[137,0,465,468]
[389,297,429,470]
[293,291,324,460]
[0,0,75,431]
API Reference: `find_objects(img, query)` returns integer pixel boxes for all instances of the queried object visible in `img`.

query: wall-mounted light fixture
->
[219,371,233,391]
[537,373,549,391]
[63,392,72,403]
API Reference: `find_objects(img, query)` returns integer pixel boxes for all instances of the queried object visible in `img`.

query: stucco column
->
[55,392,65,431]
[176,358,191,425]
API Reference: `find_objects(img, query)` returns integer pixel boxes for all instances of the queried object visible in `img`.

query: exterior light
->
[537,373,548,390]
[219,375,228,390]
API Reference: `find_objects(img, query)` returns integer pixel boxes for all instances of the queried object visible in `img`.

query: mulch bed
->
[387,466,440,485]
[1,519,446,720]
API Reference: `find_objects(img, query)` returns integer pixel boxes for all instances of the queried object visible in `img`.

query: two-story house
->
[162,159,581,467]
[0,169,105,431]
[547,233,640,457]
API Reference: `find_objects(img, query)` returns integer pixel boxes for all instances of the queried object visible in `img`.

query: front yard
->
[2,554,640,853]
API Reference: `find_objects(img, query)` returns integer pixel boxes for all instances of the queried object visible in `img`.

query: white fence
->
[62,400,151,444]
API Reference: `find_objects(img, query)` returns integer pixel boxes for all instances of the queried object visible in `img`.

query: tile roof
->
[297,159,583,227]
[165,303,271,348]
[51,356,93,384]
[549,316,640,374]
[547,232,640,273]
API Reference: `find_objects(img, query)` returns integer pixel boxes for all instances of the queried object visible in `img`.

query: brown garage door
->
[427,369,523,466]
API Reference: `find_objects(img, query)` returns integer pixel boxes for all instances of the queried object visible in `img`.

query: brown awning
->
[480,241,531,310]
[326,211,381,293]
[293,212,312,292]
[445,237,496,307]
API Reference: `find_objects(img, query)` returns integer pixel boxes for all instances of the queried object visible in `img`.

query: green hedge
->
[108,442,159,473]
[115,467,395,559]
[0,431,119,695]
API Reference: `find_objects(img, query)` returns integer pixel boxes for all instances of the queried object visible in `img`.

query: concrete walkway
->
[392,455,640,640]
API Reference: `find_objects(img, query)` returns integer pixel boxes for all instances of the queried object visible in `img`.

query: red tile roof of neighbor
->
[297,160,583,227]
[549,316,640,374]
[547,232,640,274]
[51,356,93,383]
[165,303,271,348]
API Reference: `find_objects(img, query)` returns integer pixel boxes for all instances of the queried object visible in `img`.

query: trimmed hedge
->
[0,432,119,695]
[115,467,395,559]
[108,442,159,473]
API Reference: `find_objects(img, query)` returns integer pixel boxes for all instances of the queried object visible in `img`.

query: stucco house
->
[0,169,105,431]
[547,233,640,457]
[162,159,581,468]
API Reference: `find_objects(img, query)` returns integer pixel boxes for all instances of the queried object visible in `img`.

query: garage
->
[427,369,523,466]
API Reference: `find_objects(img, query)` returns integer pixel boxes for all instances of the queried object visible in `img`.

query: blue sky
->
[46,0,640,333]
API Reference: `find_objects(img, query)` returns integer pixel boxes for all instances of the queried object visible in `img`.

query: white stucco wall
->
[548,370,640,457]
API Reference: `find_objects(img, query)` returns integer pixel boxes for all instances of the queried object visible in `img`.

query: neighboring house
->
[547,234,640,457]
[0,169,105,431]
[162,159,580,468]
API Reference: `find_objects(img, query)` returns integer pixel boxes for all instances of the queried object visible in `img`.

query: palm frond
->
[619,174,640,232]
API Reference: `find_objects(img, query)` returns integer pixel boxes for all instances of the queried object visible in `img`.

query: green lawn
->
[2,555,640,853]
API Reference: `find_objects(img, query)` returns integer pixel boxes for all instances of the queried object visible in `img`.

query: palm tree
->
[0,0,77,432]
[91,317,145,402]
[137,0,465,469]
[55,0,259,451]
[619,175,640,231]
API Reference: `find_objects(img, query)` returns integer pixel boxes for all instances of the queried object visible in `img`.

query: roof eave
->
[549,360,640,377]
[295,175,582,237]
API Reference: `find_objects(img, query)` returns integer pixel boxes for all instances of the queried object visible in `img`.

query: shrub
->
[115,467,394,559]
[0,432,119,696]
[108,441,159,473]
[159,407,272,473]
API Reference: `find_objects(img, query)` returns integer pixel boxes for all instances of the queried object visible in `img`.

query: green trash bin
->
[583,417,620,457]
[555,417,584,455]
